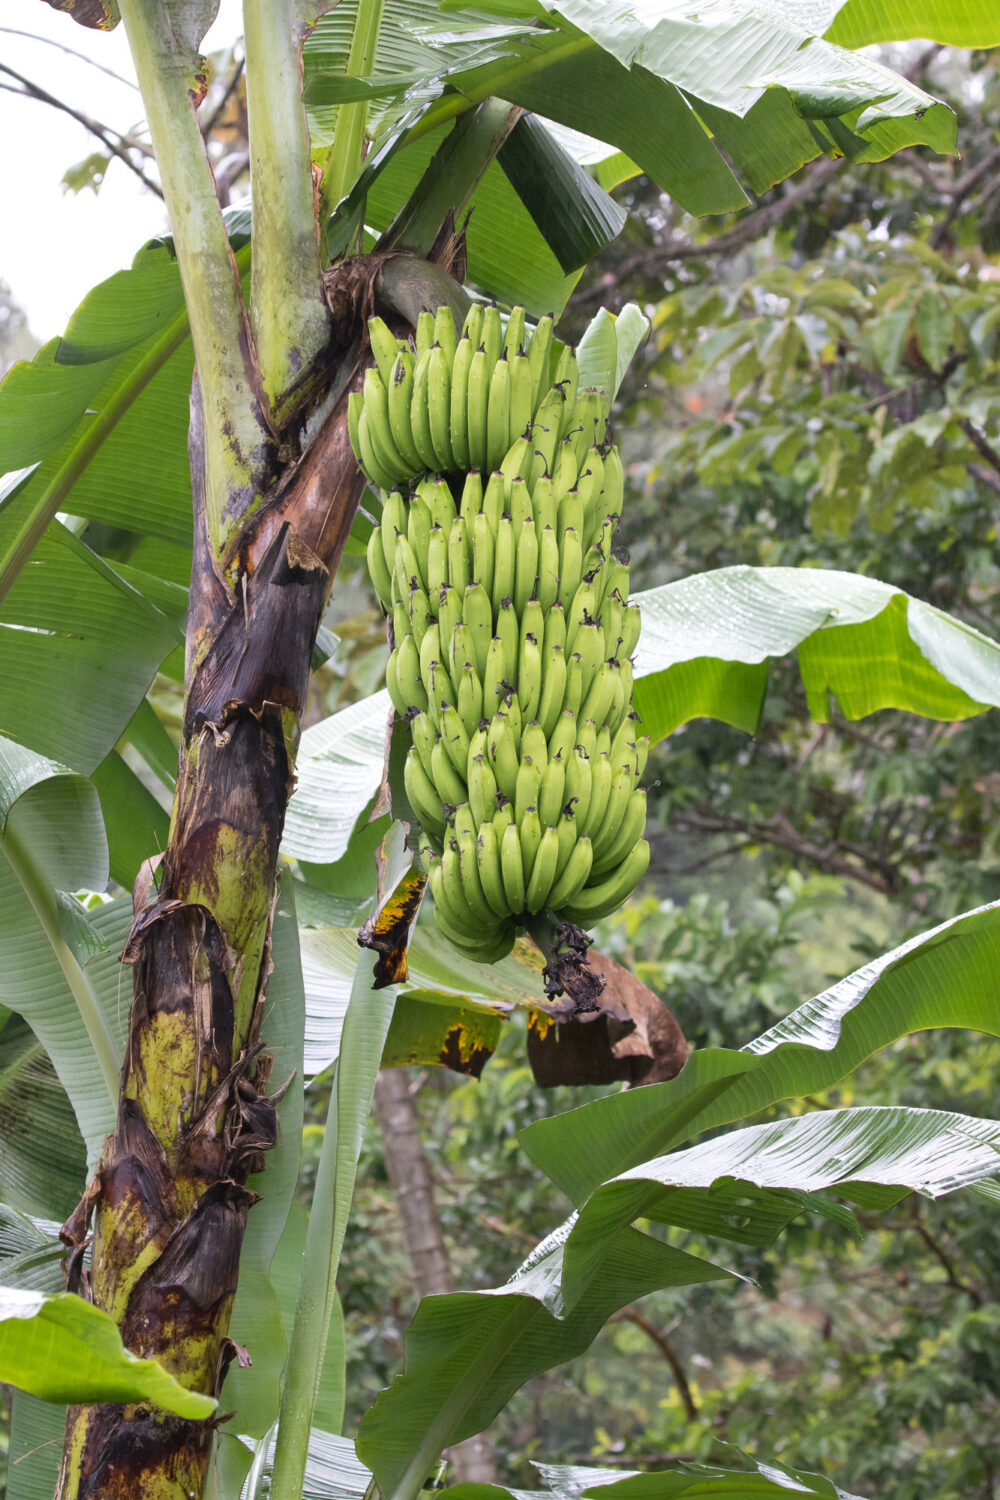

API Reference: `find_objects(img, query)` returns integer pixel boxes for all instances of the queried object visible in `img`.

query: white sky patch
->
[0,3,243,343]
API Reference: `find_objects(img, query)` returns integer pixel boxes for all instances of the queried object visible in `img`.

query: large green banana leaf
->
[448,1455,867,1500]
[307,0,956,219]
[0,1285,215,1418]
[0,737,125,1167]
[826,0,1000,47]
[286,571,1000,868]
[632,566,1000,741]
[521,898,1000,1203]
[356,1103,1000,1494]
[220,1431,868,1500]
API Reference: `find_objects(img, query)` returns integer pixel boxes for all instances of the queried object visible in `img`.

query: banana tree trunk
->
[55,362,367,1499]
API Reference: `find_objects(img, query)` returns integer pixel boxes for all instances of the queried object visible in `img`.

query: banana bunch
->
[352,301,651,962]
[348,303,557,490]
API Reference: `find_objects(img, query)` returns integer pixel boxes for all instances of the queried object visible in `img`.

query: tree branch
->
[910,1202,983,1306]
[610,1308,699,1422]
[572,157,840,306]
[672,807,900,894]
[0,62,163,198]
[959,417,1000,479]
[0,26,139,91]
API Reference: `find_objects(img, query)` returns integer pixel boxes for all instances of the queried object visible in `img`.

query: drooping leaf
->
[0,1017,86,1221]
[497,114,627,274]
[298,920,545,1078]
[0,484,181,773]
[632,566,1000,742]
[521,898,1000,1205]
[282,693,390,866]
[0,740,134,1174]
[0,1286,215,1416]
[359,1100,1000,1492]
[449,1451,868,1499]
[826,0,1000,48]
[224,873,306,1438]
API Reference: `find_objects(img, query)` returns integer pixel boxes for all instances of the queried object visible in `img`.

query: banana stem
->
[318,0,386,241]
[118,0,271,559]
[243,0,330,417]
[269,950,397,1500]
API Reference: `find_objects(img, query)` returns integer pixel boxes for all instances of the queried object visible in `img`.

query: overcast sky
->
[0,4,243,343]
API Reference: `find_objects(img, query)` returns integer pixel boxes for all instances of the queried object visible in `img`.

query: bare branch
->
[572,157,840,307]
[959,417,1000,479]
[199,51,245,140]
[0,25,139,91]
[610,1307,699,1421]
[0,62,163,198]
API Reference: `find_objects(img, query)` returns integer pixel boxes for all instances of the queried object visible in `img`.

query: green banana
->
[487,711,520,801]
[483,635,508,709]
[437,583,462,646]
[536,527,560,611]
[462,582,492,678]
[543,602,566,656]
[559,528,583,609]
[468,751,499,829]
[368,315,403,386]
[457,663,484,736]
[492,516,516,615]
[518,807,542,886]
[462,301,485,348]
[355,406,397,492]
[450,333,473,470]
[441,702,471,779]
[591,786,647,877]
[561,838,650,925]
[387,350,422,472]
[508,351,534,446]
[476,822,510,919]
[581,750,613,840]
[459,470,484,524]
[481,304,503,372]
[366,526,393,609]
[426,525,448,600]
[410,711,439,778]
[504,304,526,357]
[415,309,436,359]
[513,517,538,613]
[500,822,527,913]
[472,511,495,594]
[526,314,553,406]
[395,633,427,713]
[538,756,566,826]
[428,343,455,473]
[526,825,560,913]
[363,367,410,483]
[536,644,567,738]
[456,826,497,925]
[517,632,542,722]
[592,765,634,861]
[404,749,446,841]
[565,746,592,830]
[409,348,438,471]
[448,516,470,597]
[466,346,491,474]
[515,756,541,824]
[431,738,467,809]
[547,834,593,909]
[496,597,519,669]
[486,351,512,474]
[435,304,458,366]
